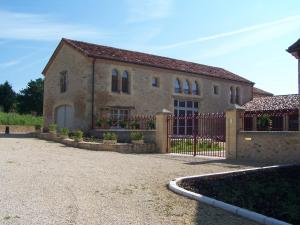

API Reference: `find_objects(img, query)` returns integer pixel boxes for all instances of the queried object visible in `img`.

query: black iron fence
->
[167,113,226,157]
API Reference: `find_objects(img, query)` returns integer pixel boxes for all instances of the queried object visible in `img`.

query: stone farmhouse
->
[42,38,255,131]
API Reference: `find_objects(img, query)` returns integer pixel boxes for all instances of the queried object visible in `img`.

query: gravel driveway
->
[0,137,263,225]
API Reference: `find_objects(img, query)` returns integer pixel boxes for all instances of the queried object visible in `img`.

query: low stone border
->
[0,125,36,133]
[37,133,157,154]
[169,165,292,225]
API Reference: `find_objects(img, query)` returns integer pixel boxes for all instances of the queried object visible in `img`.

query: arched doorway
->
[55,105,74,130]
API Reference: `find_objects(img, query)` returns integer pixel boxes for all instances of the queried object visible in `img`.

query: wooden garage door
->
[55,105,74,130]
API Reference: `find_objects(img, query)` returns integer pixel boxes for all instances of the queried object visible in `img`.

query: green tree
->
[0,81,16,112]
[17,78,44,115]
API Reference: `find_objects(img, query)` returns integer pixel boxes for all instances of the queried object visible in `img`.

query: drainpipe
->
[91,58,96,129]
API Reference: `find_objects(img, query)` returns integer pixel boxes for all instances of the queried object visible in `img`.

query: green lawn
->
[0,112,43,126]
[171,140,224,152]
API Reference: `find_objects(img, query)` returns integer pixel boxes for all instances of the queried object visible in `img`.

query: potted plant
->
[130,121,140,129]
[147,120,155,130]
[73,130,83,142]
[103,132,118,144]
[60,127,69,139]
[35,124,42,133]
[119,120,127,129]
[258,114,272,131]
[131,131,144,144]
[48,123,57,137]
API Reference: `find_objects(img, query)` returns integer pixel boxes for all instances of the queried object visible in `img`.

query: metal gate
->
[167,113,226,157]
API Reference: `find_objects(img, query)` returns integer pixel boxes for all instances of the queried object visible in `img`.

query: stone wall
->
[0,125,36,133]
[236,131,300,163]
[37,133,157,154]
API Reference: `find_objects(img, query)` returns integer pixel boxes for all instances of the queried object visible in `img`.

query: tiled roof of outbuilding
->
[243,94,299,112]
[49,38,253,84]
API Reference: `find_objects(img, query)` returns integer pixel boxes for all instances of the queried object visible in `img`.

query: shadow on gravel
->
[0,133,34,138]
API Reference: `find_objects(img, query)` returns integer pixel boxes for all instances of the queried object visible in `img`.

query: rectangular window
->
[213,85,219,95]
[173,99,199,135]
[60,71,67,93]
[152,77,159,87]
[110,109,129,127]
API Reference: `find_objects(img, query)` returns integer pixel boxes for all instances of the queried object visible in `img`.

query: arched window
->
[122,71,129,93]
[230,86,234,104]
[183,80,190,94]
[60,71,67,93]
[192,81,199,95]
[174,79,181,93]
[111,69,119,92]
[235,87,240,104]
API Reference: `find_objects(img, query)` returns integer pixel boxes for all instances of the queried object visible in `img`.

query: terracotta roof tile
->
[243,94,299,112]
[63,38,253,84]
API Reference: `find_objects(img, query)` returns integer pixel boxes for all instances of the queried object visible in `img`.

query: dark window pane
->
[112,69,118,92]
[152,77,158,87]
[179,101,185,107]
[174,100,178,107]
[183,80,190,94]
[194,102,198,108]
[187,101,193,108]
[122,71,129,93]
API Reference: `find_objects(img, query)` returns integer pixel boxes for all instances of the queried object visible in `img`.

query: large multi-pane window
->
[111,69,119,92]
[122,71,129,93]
[173,100,199,135]
[111,109,129,127]
[60,71,67,93]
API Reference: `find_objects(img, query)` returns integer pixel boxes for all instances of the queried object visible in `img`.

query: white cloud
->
[126,0,173,23]
[0,10,106,41]
[156,15,300,50]
[196,18,300,59]
[0,60,20,68]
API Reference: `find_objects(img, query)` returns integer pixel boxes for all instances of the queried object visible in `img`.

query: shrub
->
[73,130,83,142]
[0,112,43,126]
[147,120,155,129]
[60,127,69,137]
[96,119,104,128]
[35,124,42,131]
[130,121,140,129]
[130,132,144,141]
[103,132,117,140]
[258,114,272,129]
[119,120,127,128]
[49,123,57,134]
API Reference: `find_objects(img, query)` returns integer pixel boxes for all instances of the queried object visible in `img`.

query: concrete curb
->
[169,165,293,225]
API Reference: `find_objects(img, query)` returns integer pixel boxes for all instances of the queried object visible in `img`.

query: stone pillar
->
[283,114,289,131]
[155,110,172,154]
[225,105,245,159]
[252,115,257,131]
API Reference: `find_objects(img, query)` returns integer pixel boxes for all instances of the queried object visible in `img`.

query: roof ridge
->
[57,38,254,84]
[63,37,229,71]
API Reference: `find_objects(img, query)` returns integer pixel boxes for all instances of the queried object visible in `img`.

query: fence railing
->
[95,115,156,130]
[241,110,299,131]
[166,113,226,157]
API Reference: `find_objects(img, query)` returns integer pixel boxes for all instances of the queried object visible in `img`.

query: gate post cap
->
[226,104,245,111]
[156,109,172,115]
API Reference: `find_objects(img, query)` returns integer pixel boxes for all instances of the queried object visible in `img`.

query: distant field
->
[0,112,43,126]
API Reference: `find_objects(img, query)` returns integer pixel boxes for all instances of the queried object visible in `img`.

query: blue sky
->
[0,0,299,94]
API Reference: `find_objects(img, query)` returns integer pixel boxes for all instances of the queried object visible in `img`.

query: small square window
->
[213,85,219,95]
[152,77,159,87]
